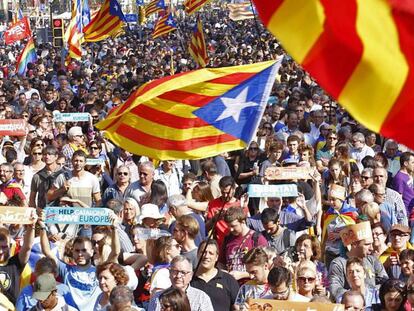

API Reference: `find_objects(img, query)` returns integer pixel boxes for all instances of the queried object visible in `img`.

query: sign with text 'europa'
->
[248,299,344,311]
[45,207,112,225]
[0,207,36,224]
[247,184,298,198]
[53,112,90,122]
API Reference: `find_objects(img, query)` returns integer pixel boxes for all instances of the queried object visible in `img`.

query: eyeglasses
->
[117,172,129,176]
[32,152,42,155]
[169,269,191,277]
[298,276,316,283]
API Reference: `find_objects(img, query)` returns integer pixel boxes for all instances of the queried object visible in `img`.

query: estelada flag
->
[252,1,414,149]
[83,0,126,42]
[4,17,31,45]
[228,2,255,21]
[96,60,281,160]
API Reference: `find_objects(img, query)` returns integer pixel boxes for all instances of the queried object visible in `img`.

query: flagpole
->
[248,0,267,59]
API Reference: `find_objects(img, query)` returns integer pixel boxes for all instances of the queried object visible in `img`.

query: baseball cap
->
[32,273,56,301]
[390,224,410,234]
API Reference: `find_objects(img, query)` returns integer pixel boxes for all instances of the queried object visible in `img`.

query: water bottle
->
[133,228,171,240]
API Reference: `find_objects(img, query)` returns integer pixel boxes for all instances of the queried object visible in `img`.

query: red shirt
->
[207,197,247,248]
[0,180,25,202]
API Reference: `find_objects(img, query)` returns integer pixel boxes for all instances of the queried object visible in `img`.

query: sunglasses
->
[90,147,99,150]
[32,152,42,155]
[298,276,316,283]
[118,172,129,176]
[249,147,259,151]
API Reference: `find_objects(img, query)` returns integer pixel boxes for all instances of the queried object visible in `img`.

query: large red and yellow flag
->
[83,0,126,42]
[96,61,281,160]
[189,18,208,67]
[184,0,210,15]
[253,1,414,148]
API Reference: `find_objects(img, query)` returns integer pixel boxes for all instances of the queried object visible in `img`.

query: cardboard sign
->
[248,299,344,311]
[53,112,90,122]
[0,119,26,136]
[248,184,298,198]
[340,221,372,246]
[45,207,112,225]
[265,166,312,180]
[0,206,36,224]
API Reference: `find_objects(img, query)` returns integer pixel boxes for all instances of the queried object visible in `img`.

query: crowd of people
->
[0,4,412,311]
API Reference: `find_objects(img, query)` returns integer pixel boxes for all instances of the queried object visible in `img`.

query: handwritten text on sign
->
[0,206,36,224]
[45,207,112,225]
[53,112,90,122]
[0,119,27,136]
[248,184,298,198]
[248,299,344,311]
[265,167,312,180]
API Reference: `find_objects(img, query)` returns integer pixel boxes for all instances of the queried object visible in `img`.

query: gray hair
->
[361,168,373,177]
[171,255,191,268]
[168,194,187,209]
[139,161,154,171]
[109,285,134,305]
[352,132,365,143]
[355,189,374,204]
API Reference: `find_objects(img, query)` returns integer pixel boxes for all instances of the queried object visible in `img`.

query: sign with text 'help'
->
[45,207,112,225]
[247,184,298,198]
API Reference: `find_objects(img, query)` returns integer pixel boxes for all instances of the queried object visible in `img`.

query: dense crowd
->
[0,5,411,311]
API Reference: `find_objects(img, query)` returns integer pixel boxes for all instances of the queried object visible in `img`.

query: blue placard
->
[125,14,138,23]
[45,207,112,225]
[53,112,90,122]
[247,184,298,198]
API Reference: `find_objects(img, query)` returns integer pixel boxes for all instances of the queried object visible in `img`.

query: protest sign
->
[86,158,105,166]
[265,166,312,180]
[45,207,112,226]
[248,299,344,311]
[0,206,36,224]
[53,112,90,122]
[247,184,298,198]
[340,221,372,246]
[0,119,26,136]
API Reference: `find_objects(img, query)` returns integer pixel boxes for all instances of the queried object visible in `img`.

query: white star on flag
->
[215,87,258,123]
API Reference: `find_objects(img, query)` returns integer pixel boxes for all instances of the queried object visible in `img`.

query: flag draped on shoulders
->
[189,18,208,68]
[65,0,90,60]
[96,60,281,160]
[321,204,358,244]
[152,12,177,39]
[83,0,126,42]
[16,37,36,76]
[184,0,210,15]
[228,2,255,21]
[145,0,165,18]
[252,0,414,150]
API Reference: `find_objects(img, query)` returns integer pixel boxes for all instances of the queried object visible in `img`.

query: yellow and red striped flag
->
[253,0,414,149]
[184,0,210,15]
[228,2,255,21]
[188,18,208,68]
[83,0,126,42]
[145,0,165,18]
[152,12,177,39]
[65,0,90,60]
[96,60,281,160]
